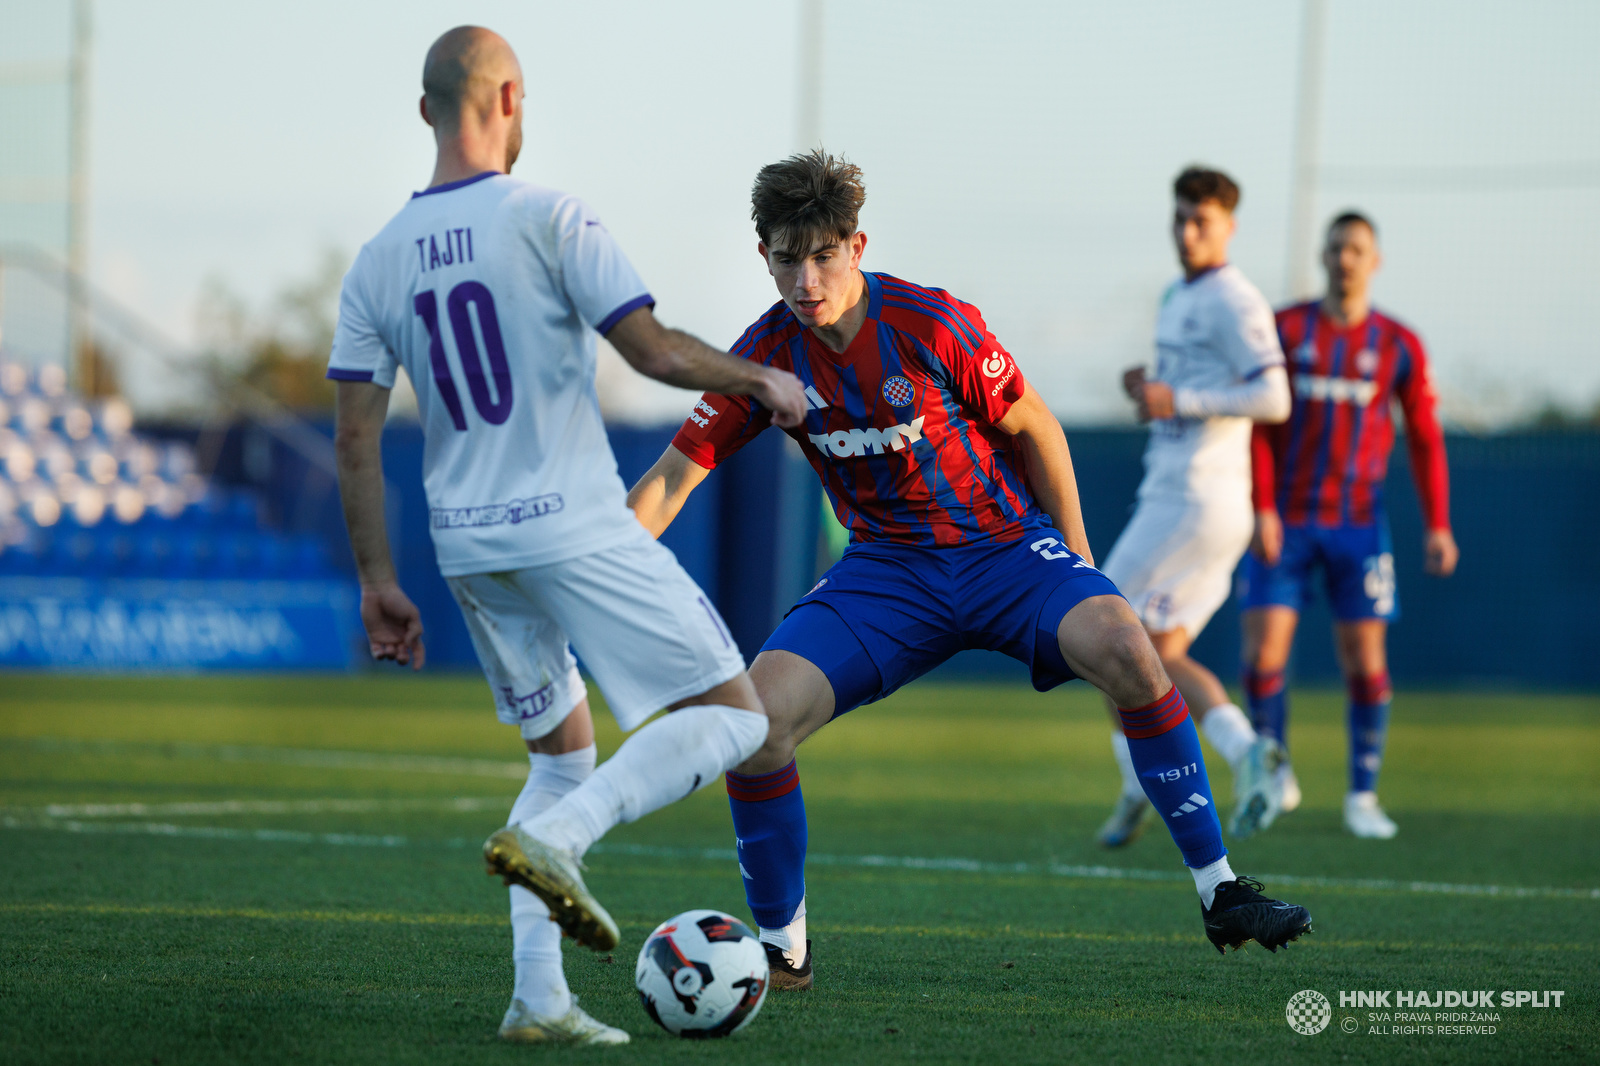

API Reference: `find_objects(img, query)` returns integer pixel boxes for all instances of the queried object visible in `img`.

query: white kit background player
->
[327,27,805,1046]
[1098,166,1292,847]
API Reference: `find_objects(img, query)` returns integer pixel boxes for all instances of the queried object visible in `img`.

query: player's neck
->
[808,272,870,353]
[428,134,509,189]
[1183,259,1226,283]
[1320,291,1371,329]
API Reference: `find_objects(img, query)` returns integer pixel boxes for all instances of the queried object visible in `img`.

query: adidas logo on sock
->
[1169,793,1210,818]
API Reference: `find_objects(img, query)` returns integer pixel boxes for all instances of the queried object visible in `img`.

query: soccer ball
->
[634,909,770,1038]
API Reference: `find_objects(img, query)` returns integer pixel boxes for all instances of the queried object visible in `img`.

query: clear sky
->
[5,0,1598,425]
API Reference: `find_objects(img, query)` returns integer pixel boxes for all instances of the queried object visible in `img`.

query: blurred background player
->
[1098,166,1293,848]
[629,151,1311,987]
[326,26,805,1045]
[1240,211,1458,839]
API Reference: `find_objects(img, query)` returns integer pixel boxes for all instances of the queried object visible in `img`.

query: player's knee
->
[1103,622,1167,700]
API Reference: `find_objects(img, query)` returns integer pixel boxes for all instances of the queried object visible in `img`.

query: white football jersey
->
[1140,264,1284,502]
[328,172,655,577]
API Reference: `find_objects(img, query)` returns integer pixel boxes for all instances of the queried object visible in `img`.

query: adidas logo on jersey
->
[1294,373,1378,406]
[805,386,829,410]
[807,416,926,459]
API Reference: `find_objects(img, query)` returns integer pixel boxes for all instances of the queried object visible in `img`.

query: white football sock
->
[523,704,768,856]
[758,897,807,969]
[1200,702,1257,769]
[508,745,595,1018]
[1191,856,1237,910]
[1110,730,1143,799]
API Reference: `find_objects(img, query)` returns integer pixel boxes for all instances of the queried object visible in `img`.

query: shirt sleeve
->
[670,391,773,471]
[1214,280,1287,381]
[326,248,399,387]
[1393,328,1451,530]
[550,196,655,334]
[940,299,1027,423]
[1251,421,1281,512]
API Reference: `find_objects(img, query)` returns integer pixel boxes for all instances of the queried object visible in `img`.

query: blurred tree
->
[196,248,347,413]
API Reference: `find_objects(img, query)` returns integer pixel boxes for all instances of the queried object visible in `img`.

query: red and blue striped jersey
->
[1253,301,1450,529]
[673,271,1044,547]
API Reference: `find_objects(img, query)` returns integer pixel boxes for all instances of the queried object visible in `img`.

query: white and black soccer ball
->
[634,909,769,1038]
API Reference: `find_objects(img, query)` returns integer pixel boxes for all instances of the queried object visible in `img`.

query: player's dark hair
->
[751,149,867,257]
[1173,166,1241,212]
[1328,210,1378,240]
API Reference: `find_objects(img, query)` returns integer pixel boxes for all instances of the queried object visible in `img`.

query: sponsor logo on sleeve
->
[981,350,1017,396]
[687,399,719,428]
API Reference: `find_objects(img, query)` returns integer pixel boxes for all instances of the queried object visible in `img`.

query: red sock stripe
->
[1118,686,1190,739]
[1348,671,1392,705]
[1243,668,1286,699]
[725,759,800,802]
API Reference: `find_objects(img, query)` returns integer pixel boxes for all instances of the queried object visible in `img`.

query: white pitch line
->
[12,737,528,779]
[27,796,509,819]
[585,842,1600,902]
[1,815,406,848]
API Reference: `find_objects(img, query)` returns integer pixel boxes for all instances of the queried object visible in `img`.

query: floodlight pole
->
[1284,0,1326,302]
[797,0,824,151]
[67,0,94,391]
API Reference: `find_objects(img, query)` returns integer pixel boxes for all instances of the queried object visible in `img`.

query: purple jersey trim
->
[411,171,498,198]
[326,367,376,382]
[596,293,655,335]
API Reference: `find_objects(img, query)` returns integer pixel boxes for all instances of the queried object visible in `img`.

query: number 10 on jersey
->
[413,282,514,429]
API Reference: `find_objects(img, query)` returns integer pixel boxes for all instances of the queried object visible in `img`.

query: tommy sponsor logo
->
[1295,374,1378,406]
[431,493,564,529]
[808,416,926,458]
[687,399,719,428]
[805,386,829,411]
[1168,792,1210,818]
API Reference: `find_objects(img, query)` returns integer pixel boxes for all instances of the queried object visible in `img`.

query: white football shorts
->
[1101,494,1253,639]
[446,527,746,739]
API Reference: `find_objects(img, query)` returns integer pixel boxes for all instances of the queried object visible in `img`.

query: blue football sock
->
[725,760,807,930]
[1120,687,1227,869]
[1244,667,1289,751]
[1347,672,1392,793]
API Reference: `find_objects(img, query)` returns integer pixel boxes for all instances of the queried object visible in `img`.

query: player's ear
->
[849,231,867,267]
[419,95,433,127]
[500,81,517,117]
[757,242,773,275]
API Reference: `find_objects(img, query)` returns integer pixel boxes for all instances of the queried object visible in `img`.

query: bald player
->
[327,26,804,1045]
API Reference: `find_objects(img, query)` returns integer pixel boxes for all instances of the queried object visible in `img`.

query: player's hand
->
[360,582,426,670]
[1122,366,1147,400]
[1137,380,1176,422]
[755,366,808,429]
[1424,528,1459,577]
[1251,509,1283,566]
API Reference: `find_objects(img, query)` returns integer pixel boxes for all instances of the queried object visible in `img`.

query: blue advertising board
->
[0,577,362,670]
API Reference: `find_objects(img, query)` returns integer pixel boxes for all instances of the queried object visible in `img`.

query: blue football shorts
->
[759,530,1123,717]
[1237,518,1399,622]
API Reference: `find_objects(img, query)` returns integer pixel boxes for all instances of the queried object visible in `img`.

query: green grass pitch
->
[1,674,1596,1064]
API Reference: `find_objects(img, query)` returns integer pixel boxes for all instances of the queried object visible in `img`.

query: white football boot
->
[1276,762,1302,813]
[498,997,630,1045]
[1228,737,1285,839]
[1344,791,1398,839]
[1096,792,1153,848]
[483,826,620,951]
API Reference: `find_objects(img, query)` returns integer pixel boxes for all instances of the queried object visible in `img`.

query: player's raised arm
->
[605,308,806,427]
[996,385,1093,565]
